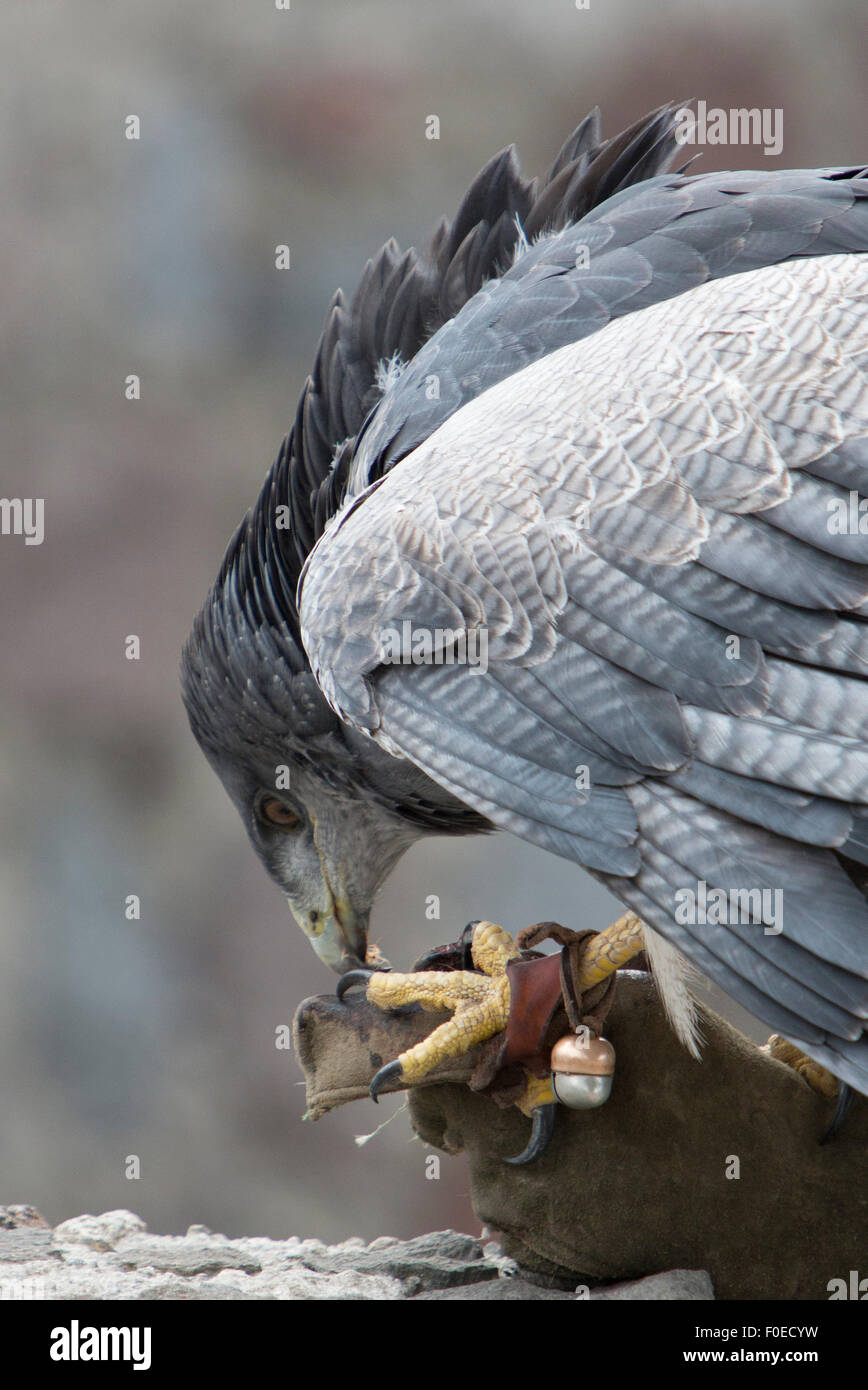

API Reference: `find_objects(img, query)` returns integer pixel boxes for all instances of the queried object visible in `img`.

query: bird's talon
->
[336,968,376,1002]
[504,1103,557,1166]
[370,1059,403,1102]
[821,1084,854,1143]
[413,921,479,973]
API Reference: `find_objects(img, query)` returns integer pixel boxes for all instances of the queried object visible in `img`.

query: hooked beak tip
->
[289,900,369,975]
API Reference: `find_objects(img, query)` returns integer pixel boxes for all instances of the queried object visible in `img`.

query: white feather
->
[375,352,407,395]
[642,924,703,1059]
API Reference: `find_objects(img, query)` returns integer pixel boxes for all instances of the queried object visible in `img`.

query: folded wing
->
[301,253,868,1091]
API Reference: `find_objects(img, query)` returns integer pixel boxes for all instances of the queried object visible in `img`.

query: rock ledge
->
[0,1207,712,1300]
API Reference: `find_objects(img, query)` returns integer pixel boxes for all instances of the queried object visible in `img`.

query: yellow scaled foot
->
[765,1036,840,1099]
[361,914,646,1162]
[364,915,646,1098]
[367,922,518,1092]
[577,912,645,987]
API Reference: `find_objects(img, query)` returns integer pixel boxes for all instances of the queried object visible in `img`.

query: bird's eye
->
[258,796,302,831]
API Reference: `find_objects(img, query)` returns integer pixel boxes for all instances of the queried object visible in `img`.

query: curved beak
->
[287,892,369,975]
[281,810,401,975]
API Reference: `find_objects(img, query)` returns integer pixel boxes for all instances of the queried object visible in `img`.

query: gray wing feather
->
[596,866,829,1043]
[301,251,868,1089]
[668,760,853,849]
[629,782,868,982]
[349,171,868,488]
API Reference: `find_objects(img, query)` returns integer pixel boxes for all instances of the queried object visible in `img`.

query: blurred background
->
[2,0,867,1243]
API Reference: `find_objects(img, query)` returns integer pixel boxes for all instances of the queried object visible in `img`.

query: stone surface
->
[0,1229,60,1264]
[0,1209,715,1300]
[0,1213,500,1300]
[114,1236,263,1277]
[53,1210,147,1250]
[296,1229,499,1293]
[0,1206,50,1230]
[590,1270,715,1301]
[419,1269,715,1300]
[297,970,868,1300]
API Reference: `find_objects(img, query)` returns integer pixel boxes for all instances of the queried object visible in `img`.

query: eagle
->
[182,104,868,1112]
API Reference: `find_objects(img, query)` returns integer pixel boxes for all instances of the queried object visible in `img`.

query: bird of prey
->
[182,104,868,1111]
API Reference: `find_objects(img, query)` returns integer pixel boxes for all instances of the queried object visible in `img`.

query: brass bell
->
[550,1033,615,1109]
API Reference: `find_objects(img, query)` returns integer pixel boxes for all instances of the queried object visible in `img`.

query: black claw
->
[457,921,479,969]
[820,1082,854,1144]
[413,944,457,971]
[504,1103,557,1166]
[370,1059,403,1103]
[414,921,479,973]
[336,968,375,1002]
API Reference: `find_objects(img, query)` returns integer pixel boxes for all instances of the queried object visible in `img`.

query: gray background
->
[2,0,865,1241]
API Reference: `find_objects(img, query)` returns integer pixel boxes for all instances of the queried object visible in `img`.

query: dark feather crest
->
[182,104,685,753]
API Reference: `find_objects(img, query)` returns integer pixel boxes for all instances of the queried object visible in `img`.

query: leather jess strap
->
[500,922,619,1073]
[502,952,564,1071]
